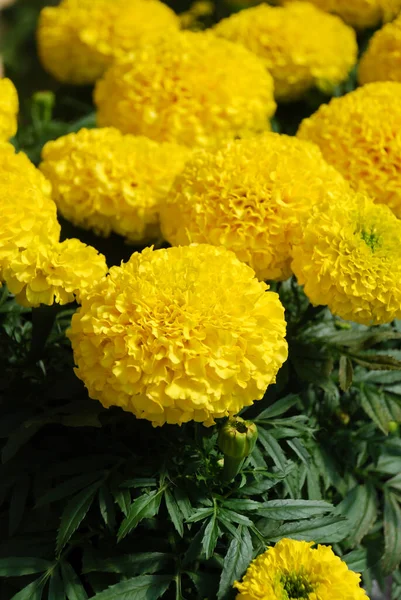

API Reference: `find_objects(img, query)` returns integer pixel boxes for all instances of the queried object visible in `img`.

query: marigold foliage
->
[160,133,349,281]
[234,538,367,599]
[291,193,401,325]
[0,144,60,277]
[297,82,401,219]
[4,239,108,307]
[359,14,401,84]
[279,0,401,28]
[68,245,288,426]
[213,2,357,102]
[94,31,276,148]
[40,128,189,242]
[0,78,18,141]
[37,0,179,84]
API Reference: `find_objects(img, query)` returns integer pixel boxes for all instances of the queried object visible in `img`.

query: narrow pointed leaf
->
[90,575,172,599]
[0,557,52,577]
[164,488,184,537]
[118,489,164,541]
[61,562,88,600]
[217,527,253,600]
[56,482,101,554]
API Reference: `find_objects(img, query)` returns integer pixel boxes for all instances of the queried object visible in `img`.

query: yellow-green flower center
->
[281,571,315,599]
[360,227,381,251]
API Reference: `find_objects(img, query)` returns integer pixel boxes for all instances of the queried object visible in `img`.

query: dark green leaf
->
[222,499,261,512]
[113,488,131,517]
[286,439,310,467]
[217,527,253,600]
[83,552,172,576]
[61,562,88,600]
[118,489,164,541]
[256,395,299,420]
[202,512,219,559]
[359,384,393,434]
[173,488,192,521]
[383,492,401,574]
[98,485,116,531]
[186,507,214,523]
[342,548,368,573]
[36,473,102,507]
[270,516,349,543]
[337,484,377,546]
[219,508,253,527]
[164,488,184,537]
[49,568,66,600]
[257,500,333,521]
[90,575,172,600]
[10,577,45,600]
[239,474,286,496]
[0,557,52,577]
[56,482,102,554]
[339,356,353,392]
[352,353,401,371]
[257,430,287,472]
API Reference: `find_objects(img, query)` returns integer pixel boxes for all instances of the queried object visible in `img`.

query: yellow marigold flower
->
[234,538,367,600]
[37,0,179,85]
[297,82,401,219]
[40,128,189,242]
[359,15,401,84]
[160,133,349,281]
[94,31,276,148]
[291,193,401,325]
[0,146,60,277]
[213,3,357,102]
[68,245,288,426]
[4,239,107,307]
[0,78,18,141]
[279,0,401,29]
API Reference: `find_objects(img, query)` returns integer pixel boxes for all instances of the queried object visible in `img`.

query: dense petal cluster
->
[68,245,288,426]
[4,239,108,307]
[359,15,401,84]
[291,193,401,325]
[213,2,357,102]
[94,31,276,148]
[297,82,401,218]
[0,78,18,141]
[40,128,189,242]
[0,144,60,276]
[278,0,401,28]
[234,538,367,600]
[37,0,179,84]
[161,133,349,281]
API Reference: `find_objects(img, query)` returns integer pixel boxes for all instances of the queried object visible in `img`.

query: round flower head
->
[94,31,276,148]
[68,245,288,426]
[291,193,401,325]
[234,538,367,599]
[160,133,349,281]
[0,78,18,141]
[40,128,189,242]
[278,0,401,29]
[37,0,179,85]
[4,239,107,307]
[359,15,401,85]
[213,3,357,102]
[0,142,52,198]
[297,82,401,219]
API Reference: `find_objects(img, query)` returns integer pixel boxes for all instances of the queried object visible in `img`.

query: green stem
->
[222,455,244,482]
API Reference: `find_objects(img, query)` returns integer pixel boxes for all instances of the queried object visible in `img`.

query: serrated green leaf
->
[217,527,253,600]
[186,507,214,523]
[183,522,207,566]
[339,356,353,392]
[164,488,184,537]
[61,562,88,600]
[239,473,287,496]
[82,552,172,576]
[257,430,287,472]
[387,473,401,492]
[383,492,401,574]
[223,499,261,512]
[270,516,349,543]
[98,485,116,531]
[306,462,322,501]
[286,439,310,467]
[257,500,332,521]
[219,508,253,527]
[113,488,131,517]
[359,384,393,433]
[49,568,66,600]
[10,577,46,600]
[56,482,101,555]
[352,353,401,371]
[187,571,219,599]
[36,473,102,507]
[118,489,164,541]
[202,511,219,559]
[256,395,299,421]
[173,488,192,521]
[342,548,368,573]
[0,557,52,577]
[89,575,172,600]
[337,484,377,546]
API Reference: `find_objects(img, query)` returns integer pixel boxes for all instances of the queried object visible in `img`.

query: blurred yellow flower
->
[94,31,276,148]
[40,128,189,242]
[37,0,179,84]
[214,2,357,102]
[359,14,401,84]
[297,82,401,218]
[161,133,349,281]
[234,538,367,599]
[291,193,401,325]
[68,245,288,426]
[278,0,401,29]
[4,239,107,307]
[0,78,18,141]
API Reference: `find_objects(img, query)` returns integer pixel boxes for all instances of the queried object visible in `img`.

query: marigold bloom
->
[214,3,357,102]
[37,0,179,85]
[160,133,349,281]
[279,0,401,29]
[234,538,367,599]
[0,78,18,141]
[359,15,401,84]
[4,239,107,307]
[40,128,189,242]
[68,245,288,426]
[94,31,276,148]
[291,193,401,325]
[297,82,401,219]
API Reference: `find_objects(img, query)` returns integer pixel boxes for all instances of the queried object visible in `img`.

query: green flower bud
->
[218,417,258,459]
[388,421,399,434]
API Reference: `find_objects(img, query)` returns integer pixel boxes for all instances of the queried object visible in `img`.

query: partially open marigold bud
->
[218,417,258,481]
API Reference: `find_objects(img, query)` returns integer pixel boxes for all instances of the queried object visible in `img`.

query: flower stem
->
[222,455,244,482]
